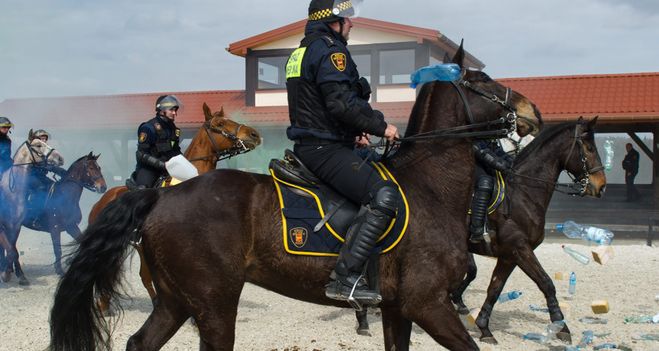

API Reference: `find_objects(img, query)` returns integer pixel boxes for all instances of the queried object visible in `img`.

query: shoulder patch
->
[175,129,181,137]
[138,132,148,143]
[330,52,347,72]
[154,122,162,131]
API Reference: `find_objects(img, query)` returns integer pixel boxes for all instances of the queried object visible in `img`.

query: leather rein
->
[187,120,252,163]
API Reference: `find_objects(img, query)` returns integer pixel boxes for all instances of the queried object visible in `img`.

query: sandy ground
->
[1,229,658,351]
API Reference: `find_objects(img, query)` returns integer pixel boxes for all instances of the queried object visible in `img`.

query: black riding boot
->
[325,186,397,306]
[469,176,494,243]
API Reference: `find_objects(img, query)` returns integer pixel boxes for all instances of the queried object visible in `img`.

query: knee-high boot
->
[469,176,493,242]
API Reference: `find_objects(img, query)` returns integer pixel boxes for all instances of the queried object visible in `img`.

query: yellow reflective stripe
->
[286,47,307,79]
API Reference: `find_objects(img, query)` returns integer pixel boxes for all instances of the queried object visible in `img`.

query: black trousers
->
[625,172,639,200]
[294,143,384,205]
[134,167,163,188]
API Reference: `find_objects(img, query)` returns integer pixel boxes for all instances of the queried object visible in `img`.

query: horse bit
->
[188,120,252,162]
[561,125,604,196]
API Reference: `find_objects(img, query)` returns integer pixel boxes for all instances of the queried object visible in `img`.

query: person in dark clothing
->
[0,116,13,175]
[286,0,399,305]
[469,139,513,242]
[128,95,183,189]
[25,129,67,222]
[622,143,640,201]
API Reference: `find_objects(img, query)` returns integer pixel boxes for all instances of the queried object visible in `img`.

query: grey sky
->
[2,0,658,102]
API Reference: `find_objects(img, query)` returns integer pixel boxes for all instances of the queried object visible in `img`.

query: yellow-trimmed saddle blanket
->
[270,162,410,256]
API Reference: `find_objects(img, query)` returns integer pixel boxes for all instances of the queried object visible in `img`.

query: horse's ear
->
[587,116,599,129]
[219,106,225,117]
[203,102,213,122]
[94,153,100,160]
[28,129,34,139]
[451,39,465,68]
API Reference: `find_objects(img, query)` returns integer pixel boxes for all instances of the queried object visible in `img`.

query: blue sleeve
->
[137,123,157,147]
[315,46,352,85]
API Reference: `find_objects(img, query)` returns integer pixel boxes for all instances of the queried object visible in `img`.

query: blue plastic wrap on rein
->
[409,63,462,88]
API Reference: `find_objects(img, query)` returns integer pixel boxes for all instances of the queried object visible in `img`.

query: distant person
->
[0,116,13,174]
[25,129,66,219]
[128,95,183,189]
[622,142,640,201]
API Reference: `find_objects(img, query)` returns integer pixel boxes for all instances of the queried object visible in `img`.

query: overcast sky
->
[2,0,658,102]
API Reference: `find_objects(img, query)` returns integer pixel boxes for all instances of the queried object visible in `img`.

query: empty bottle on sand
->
[562,245,591,265]
[409,63,462,88]
[568,272,577,296]
[556,220,614,245]
[579,316,608,324]
[603,139,614,171]
[497,290,522,303]
[632,333,659,341]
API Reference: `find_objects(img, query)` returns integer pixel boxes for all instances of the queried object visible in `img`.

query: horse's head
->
[68,152,107,193]
[564,117,607,197]
[15,129,65,166]
[202,103,262,151]
[451,42,542,137]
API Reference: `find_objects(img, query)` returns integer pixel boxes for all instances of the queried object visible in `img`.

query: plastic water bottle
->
[579,316,608,324]
[409,63,461,88]
[603,139,614,171]
[578,330,594,348]
[561,245,591,265]
[497,290,522,303]
[593,343,619,350]
[556,220,614,245]
[529,304,549,313]
[568,272,577,296]
[632,333,659,341]
[522,320,564,344]
[623,315,655,324]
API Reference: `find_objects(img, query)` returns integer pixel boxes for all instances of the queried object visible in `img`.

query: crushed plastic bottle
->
[409,63,461,88]
[562,245,591,265]
[593,343,633,350]
[568,272,577,296]
[497,290,522,303]
[579,316,608,324]
[521,320,564,344]
[632,333,659,341]
[556,220,614,245]
[623,313,659,324]
[529,304,549,313]
[578,330,594,348]
[603,139,614,171]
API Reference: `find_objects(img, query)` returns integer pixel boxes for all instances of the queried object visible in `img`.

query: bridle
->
[187,119,253,162]
[60,158,105,193]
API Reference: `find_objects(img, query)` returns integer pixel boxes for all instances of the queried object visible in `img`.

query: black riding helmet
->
[308,0,362,22]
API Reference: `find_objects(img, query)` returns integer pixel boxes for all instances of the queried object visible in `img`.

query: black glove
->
[136,150,166,170]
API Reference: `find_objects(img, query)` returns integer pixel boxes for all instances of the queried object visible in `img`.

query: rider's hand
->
[384,124,399,142]
[355,134,370,148]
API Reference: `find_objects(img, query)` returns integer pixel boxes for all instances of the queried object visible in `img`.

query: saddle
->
[269,149,409,256]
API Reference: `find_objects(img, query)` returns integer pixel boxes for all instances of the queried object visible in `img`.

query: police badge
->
[330,53,346,72]
[289,227,308,248]
[138,132,147,143]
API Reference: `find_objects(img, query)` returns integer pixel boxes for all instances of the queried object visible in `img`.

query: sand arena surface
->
[1,230,657,351]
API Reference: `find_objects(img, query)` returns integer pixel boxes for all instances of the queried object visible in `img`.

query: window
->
[352,53,371,83]
[258,56,288,89]
[379,49,414,85]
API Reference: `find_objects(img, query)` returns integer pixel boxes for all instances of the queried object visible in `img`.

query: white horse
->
[0,129,64,285]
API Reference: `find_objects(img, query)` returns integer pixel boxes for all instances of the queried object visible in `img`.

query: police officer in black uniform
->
[469,139,513,242]
[0,116,13,174]
[129,95,182,189]
[286,0,399,305]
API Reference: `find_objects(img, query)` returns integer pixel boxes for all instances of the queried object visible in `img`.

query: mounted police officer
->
[25,129,67,222]
[286,0,399,305]
[0,116,13,174]
[469,139,513,242]
[129,95,183,189]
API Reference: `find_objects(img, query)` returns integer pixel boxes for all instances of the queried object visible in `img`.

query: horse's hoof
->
[456,305,470,315]
[56,269,65,277]
[557,331,572,343]
[480,336,498,344]
[18,277,30,286]
[356,328,372,337]
[0,272,10,283]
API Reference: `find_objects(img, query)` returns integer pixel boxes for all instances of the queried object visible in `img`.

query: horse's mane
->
[403,82,436,137]
[514,121,579,164]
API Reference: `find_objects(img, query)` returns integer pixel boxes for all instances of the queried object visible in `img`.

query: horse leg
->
[475,258,516,344]
[356,308,371,336]
[402,293,479,350]
[126,297,188,351]
[451,253,478,314]
[0,233,11,282]
[65,223,82,241]
[381,306,412,351]
[513,246,571,343]
[192,287,242,350]
[134,243,157,302]
[50,230,65,276]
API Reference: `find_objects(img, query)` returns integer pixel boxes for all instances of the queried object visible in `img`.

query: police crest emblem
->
[289,227,308,248]
[138,132,147,143]
[330,53,347,72]
[175,129,181,137]
[154,122,162,131]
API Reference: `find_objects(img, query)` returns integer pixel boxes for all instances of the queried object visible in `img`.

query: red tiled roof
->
[499,72,659,123]
[227,17,484,68]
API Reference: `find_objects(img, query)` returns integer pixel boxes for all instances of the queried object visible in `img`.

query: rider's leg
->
[469,174,494,242]
[134,168,160,188]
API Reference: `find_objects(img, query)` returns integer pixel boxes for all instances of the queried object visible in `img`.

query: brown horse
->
[90,102,262,306]
[451,117,606,344]
[50,46,542,351]
[22,152,107,276]
[0,132,65,284]
[353,118,607,342]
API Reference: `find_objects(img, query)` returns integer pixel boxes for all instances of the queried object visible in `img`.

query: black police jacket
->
[285,21,387,142]
[136,115,181,170]
[0,135,12,172]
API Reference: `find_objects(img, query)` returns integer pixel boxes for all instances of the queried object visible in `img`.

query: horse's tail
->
[49,188,160,351]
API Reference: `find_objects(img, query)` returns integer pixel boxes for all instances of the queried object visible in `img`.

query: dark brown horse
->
[89,103,262,306]
[49,46,542,351]
[0,133,64,284]
[21,152,107,277]
[353,118,607,342]
[451,117,606,344]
